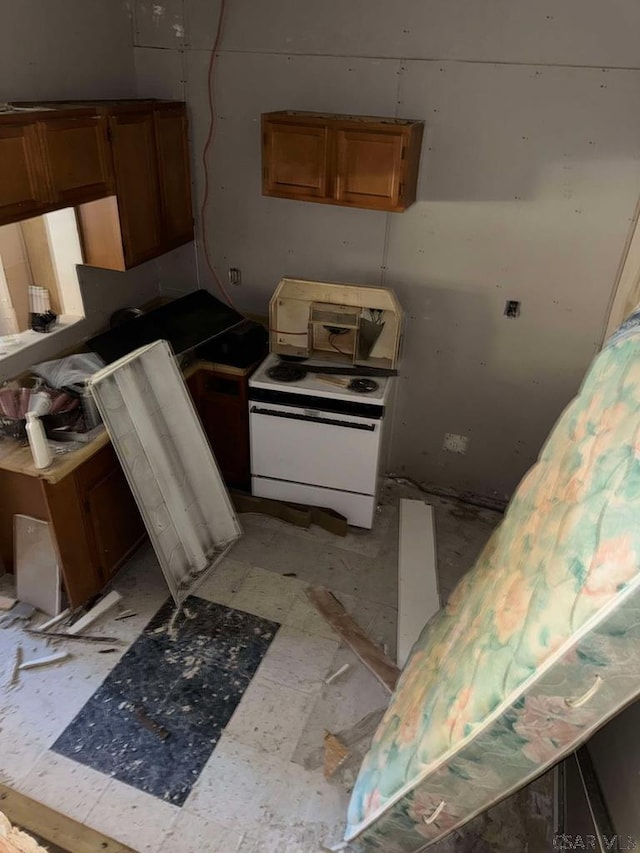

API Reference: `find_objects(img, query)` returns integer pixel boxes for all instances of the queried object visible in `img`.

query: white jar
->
[25,411,53,469]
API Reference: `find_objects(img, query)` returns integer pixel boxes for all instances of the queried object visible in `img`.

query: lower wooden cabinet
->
[0,362,253,609]
[75,444,146,582]
[43,444,145,606]
[187,364,253,491]
[0,442,146,609]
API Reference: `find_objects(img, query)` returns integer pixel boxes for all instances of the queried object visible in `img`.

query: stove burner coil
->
[266,364,308,383]
[348,378,380,394]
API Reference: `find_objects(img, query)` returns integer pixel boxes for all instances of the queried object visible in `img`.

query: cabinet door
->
[85,466,145,579]
[263,120,329,201]
[0,122,49,225]
[109,111,163,267]
[79,445,145,580]
[154,106,194,248]
[41,114,113,206]
[334,128,405,210]
[192,371,250,489]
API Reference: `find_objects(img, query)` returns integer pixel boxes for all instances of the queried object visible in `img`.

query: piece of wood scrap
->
[323,732,350,780]
[306,587,400,693]
[19,652,70,671]
[35,608,70,633]
[24,629,120,644]
[0,808,49,853]
[0,785,137,853]
[231,492,348,536]
[66,590,121,635]
[397,499,440,667]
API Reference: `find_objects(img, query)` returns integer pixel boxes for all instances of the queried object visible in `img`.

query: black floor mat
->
[52,596,279,805]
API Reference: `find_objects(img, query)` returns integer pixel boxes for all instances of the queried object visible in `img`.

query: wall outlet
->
[228,267,241,287]
[504,299,521,318]
[443,433,469,454]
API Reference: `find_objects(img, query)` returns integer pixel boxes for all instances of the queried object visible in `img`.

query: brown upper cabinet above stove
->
[262,111,424,213]
[0,101,193,270]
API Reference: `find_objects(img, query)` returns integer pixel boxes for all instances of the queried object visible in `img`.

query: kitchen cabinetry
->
[40,111,113,206]
[80,102,194,270]
[106,109,164,267]
[0,120,49,226]
[0,359,249,609]
[0,436,145,608]
[262,111,424,212]
[75,443,146,581]
[0,100,194,268]
[155,106,194,248]
[187,363,254,491]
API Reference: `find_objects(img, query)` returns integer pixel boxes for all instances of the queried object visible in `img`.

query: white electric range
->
[248,353,395,528]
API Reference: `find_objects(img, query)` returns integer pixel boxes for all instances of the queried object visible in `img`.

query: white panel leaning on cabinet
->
[88,340,242,606]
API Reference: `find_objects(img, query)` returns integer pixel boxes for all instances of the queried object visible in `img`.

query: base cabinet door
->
[188,369,251,490]
[84,466,146,580]
[76,444,145,582]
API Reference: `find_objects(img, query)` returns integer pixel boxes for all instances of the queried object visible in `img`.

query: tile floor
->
[0,479,502,852]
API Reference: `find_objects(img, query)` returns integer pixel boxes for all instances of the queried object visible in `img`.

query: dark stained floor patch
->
[52,597,279,805]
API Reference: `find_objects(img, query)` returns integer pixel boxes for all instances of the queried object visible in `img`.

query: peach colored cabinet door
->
[41,113,113,206]
[262,119,330,201]
[334,128,405,211]
[154,105,194,249]
[0,121,49,225]
[109,110,163,267]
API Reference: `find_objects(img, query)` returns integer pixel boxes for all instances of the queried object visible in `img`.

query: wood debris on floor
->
[0,808,48,853]
[323,732,350,780]
[0,784,136,853]
[307,586,400,692]
[305,709,387,793]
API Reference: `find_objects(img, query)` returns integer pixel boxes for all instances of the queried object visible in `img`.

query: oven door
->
[249,401,382,495]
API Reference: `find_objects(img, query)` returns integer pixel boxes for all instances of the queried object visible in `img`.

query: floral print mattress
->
[345,314,640,852]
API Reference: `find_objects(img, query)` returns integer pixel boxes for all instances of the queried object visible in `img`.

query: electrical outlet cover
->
[443,433,469,454]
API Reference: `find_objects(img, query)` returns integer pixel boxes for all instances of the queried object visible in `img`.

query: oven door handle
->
[250,406,376,432]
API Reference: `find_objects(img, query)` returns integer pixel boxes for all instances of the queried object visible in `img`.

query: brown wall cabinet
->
[79,102,194,271]
[107,109,164,268]
[40,112,113,207]
[0,101,194,268]
[0,120,50,225]
[262,111,424,212]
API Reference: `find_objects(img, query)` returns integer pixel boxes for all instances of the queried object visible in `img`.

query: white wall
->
[133,0,640,500]
[0,0,136,102]
[0,1,169,380]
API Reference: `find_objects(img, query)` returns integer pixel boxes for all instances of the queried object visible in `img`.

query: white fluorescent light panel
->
[88,340,242,604]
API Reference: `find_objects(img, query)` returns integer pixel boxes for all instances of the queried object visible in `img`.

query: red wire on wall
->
[200,0,236,308]
[198,1,307,336]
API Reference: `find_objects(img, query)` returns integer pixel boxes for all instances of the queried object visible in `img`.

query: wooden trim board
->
[0,785,136,853]
[397,499,440,667]
[306,587,400,693]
